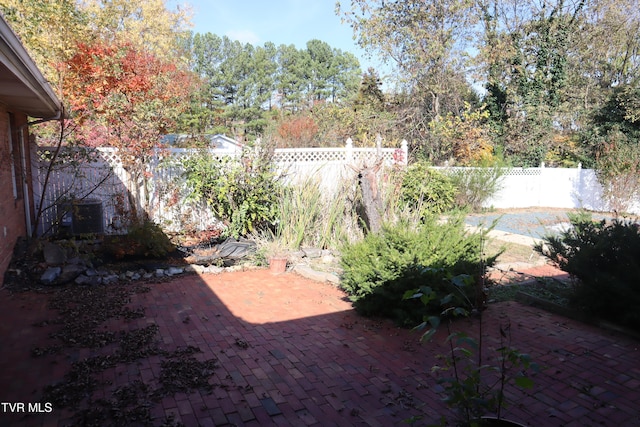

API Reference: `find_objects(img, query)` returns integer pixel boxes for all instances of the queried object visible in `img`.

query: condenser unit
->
[61,199,104,235]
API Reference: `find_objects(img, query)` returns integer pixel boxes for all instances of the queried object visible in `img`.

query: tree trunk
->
[358,164,383,233]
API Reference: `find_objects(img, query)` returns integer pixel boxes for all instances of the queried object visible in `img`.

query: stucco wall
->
[0,107,29,284]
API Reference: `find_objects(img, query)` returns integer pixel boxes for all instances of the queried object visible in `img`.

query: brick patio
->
[1,269,639,426]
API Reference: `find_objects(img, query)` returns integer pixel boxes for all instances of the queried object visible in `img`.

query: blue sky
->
[170,0,385,74]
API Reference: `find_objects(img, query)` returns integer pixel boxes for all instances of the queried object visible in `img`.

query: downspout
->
[18,107,65,237]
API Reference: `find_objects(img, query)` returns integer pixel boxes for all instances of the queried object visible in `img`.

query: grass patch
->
[484,239,543,265]
[488,278,573,306]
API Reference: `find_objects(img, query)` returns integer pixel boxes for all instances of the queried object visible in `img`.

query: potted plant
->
[263,239,289,274]
[405,273,538,427]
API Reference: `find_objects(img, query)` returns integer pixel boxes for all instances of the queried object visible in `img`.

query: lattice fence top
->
[433,166,543,176]
[272,147,401,164]
[272,148,346,163]
[504,168,543,176]
[96,148,122,167]
[352,149,397,165]
[38,142,407,168]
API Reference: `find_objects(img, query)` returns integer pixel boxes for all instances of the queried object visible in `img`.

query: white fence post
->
[401,140,408,166]
[345,138,353,164]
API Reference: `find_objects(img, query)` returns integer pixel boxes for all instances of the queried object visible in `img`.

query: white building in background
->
[161,134,243,152]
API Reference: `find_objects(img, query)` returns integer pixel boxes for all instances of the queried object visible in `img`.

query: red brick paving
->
[490,262,571,285]
[1,268,639,426]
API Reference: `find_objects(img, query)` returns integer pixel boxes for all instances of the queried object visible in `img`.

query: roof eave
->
[0,14,63,119]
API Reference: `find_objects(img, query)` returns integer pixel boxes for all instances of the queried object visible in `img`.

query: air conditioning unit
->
[60,199,104,235]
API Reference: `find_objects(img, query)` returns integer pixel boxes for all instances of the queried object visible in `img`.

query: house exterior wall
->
[0,106,30,284]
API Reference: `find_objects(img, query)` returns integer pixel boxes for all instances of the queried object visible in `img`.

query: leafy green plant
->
[535,211,640,330]
[434,325,538,426]
[181,147,281,239]
[401,162,457,215]
[339,214,496,326]
[448,163,507,212]
[405,274,538,426]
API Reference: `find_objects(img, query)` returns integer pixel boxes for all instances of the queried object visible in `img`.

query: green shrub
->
[535,212,640,330]
[340,215,496,326]
[181,148,281,239]
[401,162,457,215]
[449,163,506,212]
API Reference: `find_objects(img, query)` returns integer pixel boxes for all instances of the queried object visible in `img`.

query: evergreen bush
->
[340,215,496,326]
[536,212,640,330]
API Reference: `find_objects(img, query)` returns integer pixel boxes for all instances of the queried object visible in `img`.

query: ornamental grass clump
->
[275,176,361,249]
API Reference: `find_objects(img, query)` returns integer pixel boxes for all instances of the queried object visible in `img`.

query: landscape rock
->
[167,267,184,276]
[302,248,322,259]
[293,264,340,285]
[57,263,86,284]
[43,242,67,265]
[102,274,119,284]
[321,254,335,264]
[74,275,93,285]
[183,265,198,273]
[40,267,62,285]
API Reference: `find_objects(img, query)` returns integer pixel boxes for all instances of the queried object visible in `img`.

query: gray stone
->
[102,274,119,284]
[301,248,322,259]
[85,268,98,277]
[167,266,184,276]
[57,263,86,284]
[40,267,62,285]
[130,273,141,280]
[293,264,340,285]
[321,254,335,264]
[74,275,93,285]
[155,269,165,277]
[43,242,67,265]
[184,264,199,273]
[204,265,224,274]
[67,256,85,265]
[143,272,154,279]
[290,250,306,259]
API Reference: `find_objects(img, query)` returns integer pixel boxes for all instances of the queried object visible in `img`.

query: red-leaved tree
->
[60,41,194,223]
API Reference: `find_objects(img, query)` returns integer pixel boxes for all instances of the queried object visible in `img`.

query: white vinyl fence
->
[433,163,638,213]
[33,140,638,236]
[33,139,408,235]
